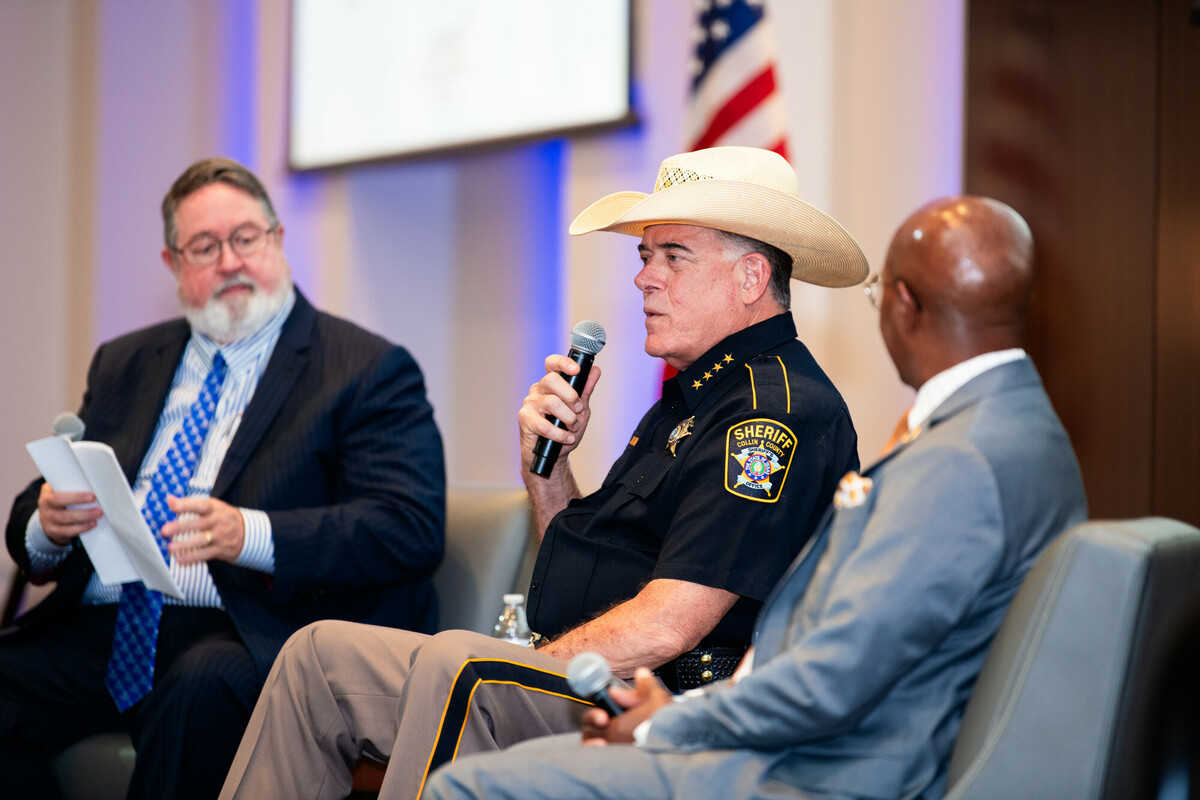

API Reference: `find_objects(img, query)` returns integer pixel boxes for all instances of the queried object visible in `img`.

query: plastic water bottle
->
[493,593,533,646]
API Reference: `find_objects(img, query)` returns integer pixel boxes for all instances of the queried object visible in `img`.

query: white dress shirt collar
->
[908,348,1027,432]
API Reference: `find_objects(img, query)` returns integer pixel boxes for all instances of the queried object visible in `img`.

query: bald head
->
[880,196,1034,389]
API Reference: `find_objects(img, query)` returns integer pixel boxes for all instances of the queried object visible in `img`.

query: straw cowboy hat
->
[569,146,868,288]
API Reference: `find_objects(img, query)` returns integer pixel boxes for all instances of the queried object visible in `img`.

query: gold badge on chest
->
[666,416,695,457]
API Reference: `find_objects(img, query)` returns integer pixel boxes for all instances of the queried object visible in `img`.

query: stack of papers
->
[25,436,184,598]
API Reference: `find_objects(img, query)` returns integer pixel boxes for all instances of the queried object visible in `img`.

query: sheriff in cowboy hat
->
[509,143,867,716]
[219,147,870,800]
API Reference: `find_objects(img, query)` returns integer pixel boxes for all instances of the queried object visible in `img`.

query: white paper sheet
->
[24,436,184,598]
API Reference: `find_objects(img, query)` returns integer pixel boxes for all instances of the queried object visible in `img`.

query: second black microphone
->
[530,320,606,477]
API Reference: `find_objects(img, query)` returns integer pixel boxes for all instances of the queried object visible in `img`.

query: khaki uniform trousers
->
[220,621,590,800]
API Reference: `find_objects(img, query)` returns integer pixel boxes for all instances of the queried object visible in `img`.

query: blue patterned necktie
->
[105,352,227,711]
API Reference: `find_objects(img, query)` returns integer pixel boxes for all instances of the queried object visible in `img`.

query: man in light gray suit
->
[422,195,1088,800]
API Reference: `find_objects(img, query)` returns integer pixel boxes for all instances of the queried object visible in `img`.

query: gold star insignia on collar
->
[667,416,695,456]
[692,356,737,390]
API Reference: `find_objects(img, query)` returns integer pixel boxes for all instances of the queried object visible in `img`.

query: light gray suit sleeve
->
[644,441,1009,752]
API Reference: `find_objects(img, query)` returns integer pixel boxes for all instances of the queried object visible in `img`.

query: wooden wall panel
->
[1153,0,1200,524]
[965,0,1161,520]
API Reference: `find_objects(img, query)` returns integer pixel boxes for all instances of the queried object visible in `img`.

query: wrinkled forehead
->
[638,222,722,248]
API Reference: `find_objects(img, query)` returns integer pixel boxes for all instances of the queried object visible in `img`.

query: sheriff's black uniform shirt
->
[527,313,859,649]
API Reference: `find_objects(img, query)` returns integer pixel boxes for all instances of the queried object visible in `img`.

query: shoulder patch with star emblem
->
[724,417,796,502]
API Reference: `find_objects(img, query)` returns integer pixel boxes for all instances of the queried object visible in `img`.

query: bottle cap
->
[503,593,525,605]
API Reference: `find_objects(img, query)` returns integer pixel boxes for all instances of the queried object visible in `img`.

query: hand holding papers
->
[25,435,184,599]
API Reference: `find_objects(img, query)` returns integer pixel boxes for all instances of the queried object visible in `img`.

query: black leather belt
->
[655,645,747,693]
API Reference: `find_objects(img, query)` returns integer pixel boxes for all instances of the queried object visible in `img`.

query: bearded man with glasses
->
[1,157,446,800]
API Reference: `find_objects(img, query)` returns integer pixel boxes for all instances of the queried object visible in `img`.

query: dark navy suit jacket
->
[5,289,446,679]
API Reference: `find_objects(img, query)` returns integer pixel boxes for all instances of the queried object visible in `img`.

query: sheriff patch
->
[725,418,796,502]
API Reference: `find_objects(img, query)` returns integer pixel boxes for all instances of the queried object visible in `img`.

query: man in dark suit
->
[1,157,445,800]
[422,196,1088,800]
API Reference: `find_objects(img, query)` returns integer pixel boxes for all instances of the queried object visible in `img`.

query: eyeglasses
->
[173,224,277,267]
[863,272,922,312]
[864,273,882,309]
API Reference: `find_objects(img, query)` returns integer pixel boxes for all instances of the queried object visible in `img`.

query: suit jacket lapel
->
[114,324,190,484]
[211,291,315,499]
[753,506,834,656]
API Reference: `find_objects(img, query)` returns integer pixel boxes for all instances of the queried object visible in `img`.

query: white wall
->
[0,0,964,591]
[0,0,79,601]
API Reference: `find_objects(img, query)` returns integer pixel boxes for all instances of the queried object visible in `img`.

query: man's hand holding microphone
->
[518,322,606,534]
[568,652,674,746]
[519,321,606,477]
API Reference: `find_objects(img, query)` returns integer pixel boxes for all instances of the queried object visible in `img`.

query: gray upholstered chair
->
[51,732,137,800]
[44,484,535,800]
[37,514,1200,798]
[944,517,1200,800]
[430,485,536,635]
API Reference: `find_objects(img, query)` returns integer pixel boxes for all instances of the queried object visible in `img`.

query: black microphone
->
[529,320,606,477]
[566,651,626,717]
[52,412,85,442]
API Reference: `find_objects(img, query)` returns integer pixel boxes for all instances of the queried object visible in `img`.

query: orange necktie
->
[879,408,912,457]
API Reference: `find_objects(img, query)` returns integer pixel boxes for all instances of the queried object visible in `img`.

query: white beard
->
[182,273,293,343]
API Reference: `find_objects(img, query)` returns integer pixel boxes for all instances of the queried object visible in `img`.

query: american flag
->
[686,0,788,158]
[660,0,788,387]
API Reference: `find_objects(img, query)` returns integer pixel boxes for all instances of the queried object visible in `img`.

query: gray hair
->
[162,157,279,249]
[714,229,792,308]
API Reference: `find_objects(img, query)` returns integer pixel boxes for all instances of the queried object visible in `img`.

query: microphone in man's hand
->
[52,412,85,442]
[566,651,627,717]
[529,320,606,477]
